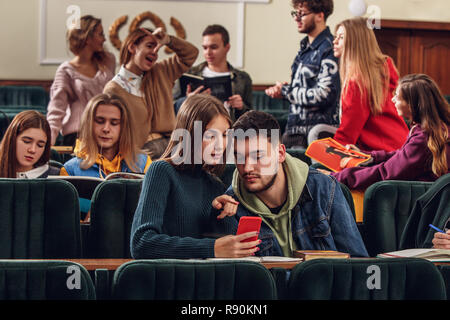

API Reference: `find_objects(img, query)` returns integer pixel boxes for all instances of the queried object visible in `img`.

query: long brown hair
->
[399,74,450,177]
[119,27,154,113]
[67,15,108,71]
[161,94,232,176]
[0,111,51,178]
[336,17,395,115]
[78,93,141,171]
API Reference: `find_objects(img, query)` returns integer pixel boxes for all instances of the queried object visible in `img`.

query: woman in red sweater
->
[331,17,409,152]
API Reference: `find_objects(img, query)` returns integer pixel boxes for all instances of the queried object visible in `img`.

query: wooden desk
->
[51,146,73,154]
[62,259,301,271]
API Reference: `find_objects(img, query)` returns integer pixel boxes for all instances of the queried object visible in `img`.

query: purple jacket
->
[331,124,450,190]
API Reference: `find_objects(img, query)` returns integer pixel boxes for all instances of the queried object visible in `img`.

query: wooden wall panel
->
[375,29,410,77]
[410,30,450,94]
[375,20,450,94]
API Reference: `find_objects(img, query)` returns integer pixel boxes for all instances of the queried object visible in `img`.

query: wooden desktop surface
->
[58,259,450,271]
[62,259,301,270]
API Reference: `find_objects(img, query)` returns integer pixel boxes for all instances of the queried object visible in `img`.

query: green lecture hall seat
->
[286,148,311,165]
[362,179,434,257]
[252,90,290,135]
[0,179,81,258]
[0,85,49,139]
[86,179,143,258]
[0,86,49,107]
[0,260,95,300]
[399,173,450,250]
[111,260,277,300]
[287,258,447,300]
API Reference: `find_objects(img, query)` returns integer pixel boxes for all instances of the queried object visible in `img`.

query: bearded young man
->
[265,0,340,148]
[216,111,367,257]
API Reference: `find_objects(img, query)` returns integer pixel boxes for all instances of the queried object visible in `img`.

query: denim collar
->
[300,26,332,51]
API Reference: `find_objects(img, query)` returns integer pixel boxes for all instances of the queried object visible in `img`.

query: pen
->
[429,224,445,233]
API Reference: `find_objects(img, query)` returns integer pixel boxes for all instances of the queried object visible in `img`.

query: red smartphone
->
[236,216,262,242]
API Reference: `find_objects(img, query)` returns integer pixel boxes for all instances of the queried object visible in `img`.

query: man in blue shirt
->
[266,0,340,148]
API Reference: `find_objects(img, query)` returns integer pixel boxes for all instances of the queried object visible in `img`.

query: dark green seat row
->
[0,258,447,300]
[0,86,49,107]
[361,173,450,257]
[0,105,48,139]
[0,176,448,300]
[0,105,47,114]
[0,85,51,141]
[252,90,290,111]
[3,172,447,261]
[251,91,290,134]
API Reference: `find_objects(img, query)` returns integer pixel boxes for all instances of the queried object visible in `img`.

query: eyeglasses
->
[291,10,313,19]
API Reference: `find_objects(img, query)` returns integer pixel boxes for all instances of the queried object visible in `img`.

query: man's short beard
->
[247,172,277,194]
[301,19,316,35]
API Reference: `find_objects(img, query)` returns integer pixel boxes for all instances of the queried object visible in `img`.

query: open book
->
[179,73,232,102]
[48,172,145,182]
[305,137,371,172]
[377,248,450,262]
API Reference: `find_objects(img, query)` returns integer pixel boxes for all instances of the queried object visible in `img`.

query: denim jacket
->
[282,27,340,137]
[224,168,368,257]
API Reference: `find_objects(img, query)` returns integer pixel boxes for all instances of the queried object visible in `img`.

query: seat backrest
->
[339,182,356,221]
[0,260,95,300]
[50,149,74,164]
[286,148,311,165]
[87,179,143,258]
[0,109,10,140]
[0,179,81,258]
[51,176,103,220]
[0,86,49,107]
[287,258,446,300]
[48,160,63,169]
[112,260,277,300]
[400,173,450,249]
[363,180,433,256]
[436,265,450,300]
[252,90,290,111]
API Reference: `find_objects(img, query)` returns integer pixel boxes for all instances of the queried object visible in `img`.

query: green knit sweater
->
[130,160,230,259]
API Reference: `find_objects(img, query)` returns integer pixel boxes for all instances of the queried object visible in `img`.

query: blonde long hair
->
[337,17,395,115]
[399,74,450,177]
[78,93,141,171]
[67,15,108,71]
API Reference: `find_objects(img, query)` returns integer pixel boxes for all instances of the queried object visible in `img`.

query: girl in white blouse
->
[0,111,59,178]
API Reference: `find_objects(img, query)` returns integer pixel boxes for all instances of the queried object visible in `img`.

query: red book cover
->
[305,138,371,172]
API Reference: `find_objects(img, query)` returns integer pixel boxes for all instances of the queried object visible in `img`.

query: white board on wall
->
[39,0,269,68]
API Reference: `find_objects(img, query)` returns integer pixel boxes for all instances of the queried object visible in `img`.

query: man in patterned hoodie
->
[266,0,340,148]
